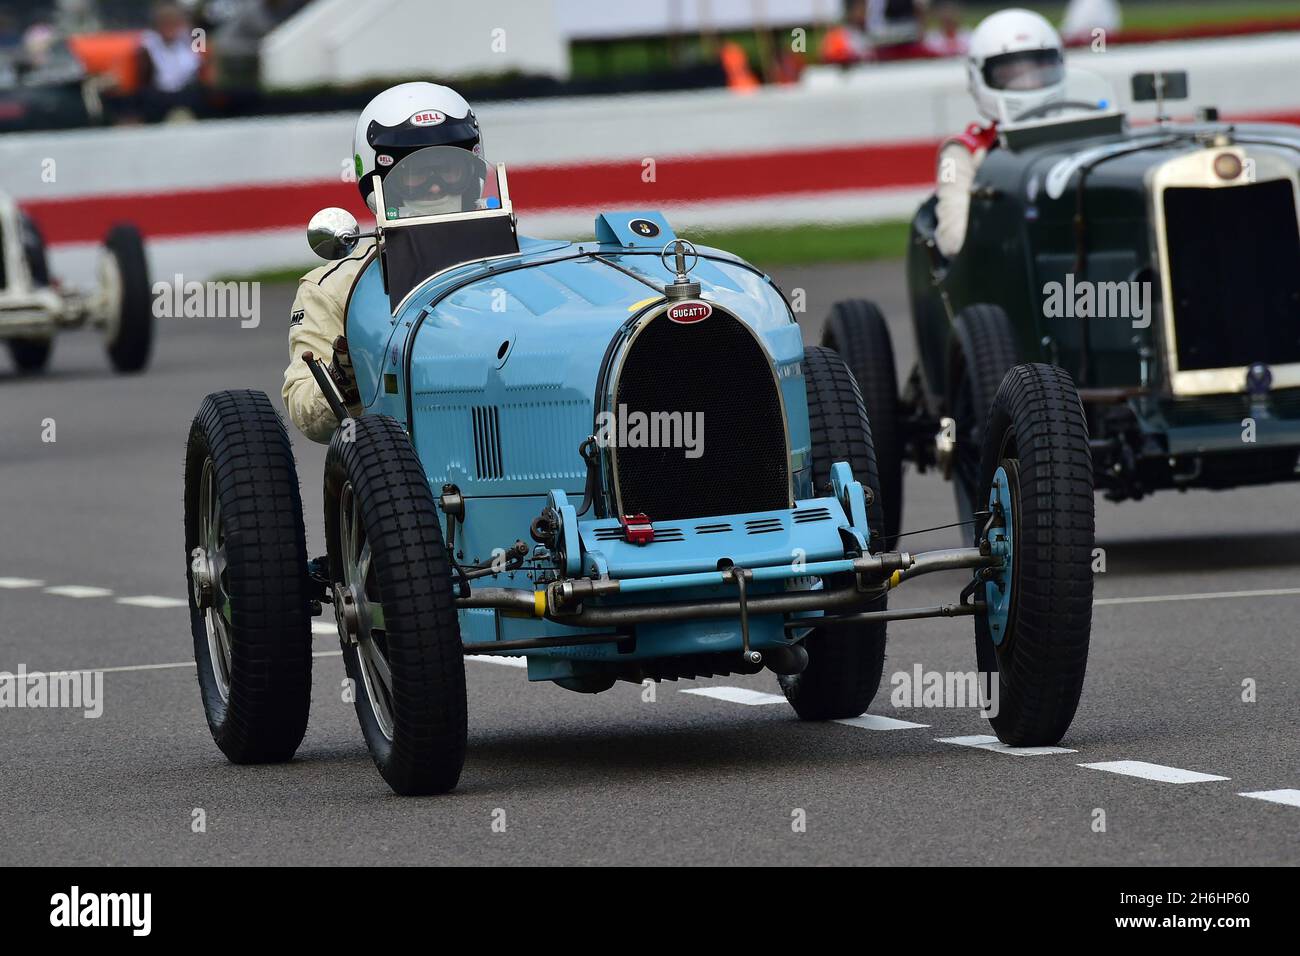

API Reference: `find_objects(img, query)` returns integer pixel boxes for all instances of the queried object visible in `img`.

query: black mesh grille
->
[1164,179,1300,371]
[611,309,788,521]
[471,406,502,479]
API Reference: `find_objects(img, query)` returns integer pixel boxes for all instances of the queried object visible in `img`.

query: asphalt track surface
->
[1,260,1297,866]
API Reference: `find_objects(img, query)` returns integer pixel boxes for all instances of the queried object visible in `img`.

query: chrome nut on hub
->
[190,547,213,609]
[333,584,360,643]
[935,417,957,479]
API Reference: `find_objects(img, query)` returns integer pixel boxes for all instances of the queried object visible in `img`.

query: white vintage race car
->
[0,192,152,374]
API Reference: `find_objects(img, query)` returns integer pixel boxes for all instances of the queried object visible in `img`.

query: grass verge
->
[218,219,910,285]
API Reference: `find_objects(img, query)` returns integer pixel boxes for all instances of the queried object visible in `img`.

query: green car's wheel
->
[779,346,887,721]
[975,363,1093,746]
[184,390,313,763]
[325,414,467,795]
[950,304,1018,540]
[821,299,902,544]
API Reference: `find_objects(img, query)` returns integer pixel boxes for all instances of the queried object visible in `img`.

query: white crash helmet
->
[966,8,1066,123]
[352,82,482,211]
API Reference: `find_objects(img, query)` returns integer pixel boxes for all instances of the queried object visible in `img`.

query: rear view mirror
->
[1131,71,1188,103]
[307,207,361,260]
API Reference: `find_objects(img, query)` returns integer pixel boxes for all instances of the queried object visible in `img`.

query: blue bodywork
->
[345,210,868,683]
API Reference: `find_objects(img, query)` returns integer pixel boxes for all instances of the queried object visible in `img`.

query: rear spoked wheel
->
[779,346,888,721]
[950,305,1018,539]
[974,363,1093,746]
[184,390,313,764]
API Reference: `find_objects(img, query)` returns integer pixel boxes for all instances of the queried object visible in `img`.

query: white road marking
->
[681,686,787,706]
[1238,789,1300,808]
[938,734,1076,756]
[1096,587,1300,606]
[311,621,337,636]
[115,595,187,609]
[836,714,930,730]
[12,650,344,678]
[466,654,528,668]
[43,585,112,599]
[1079,760,1230,783]
[0,577,44,589]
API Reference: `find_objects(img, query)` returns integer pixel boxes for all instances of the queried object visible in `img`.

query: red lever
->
[620,513,655,545]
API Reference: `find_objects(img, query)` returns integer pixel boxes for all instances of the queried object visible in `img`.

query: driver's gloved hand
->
[328,335,361,406]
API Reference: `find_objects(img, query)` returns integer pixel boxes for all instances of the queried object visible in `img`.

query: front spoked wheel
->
[335,481,394,740]
[325,415,467,795]
[974,364,1093,746]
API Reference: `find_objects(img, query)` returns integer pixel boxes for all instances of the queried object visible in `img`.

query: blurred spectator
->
[923,2,970,57]
[1062,0,1122,43]
[867,0,926,61]
[22,23,60,67]
[136,1,202,119]
[211,0,303,91]
[820,0,870,64]
[54,0,102,33]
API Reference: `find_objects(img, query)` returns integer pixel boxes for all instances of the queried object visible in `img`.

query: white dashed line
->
[1095,587,1300,606]
[938,734,1076,756]
[681,686,787,706]
[11,650,345,678]
[466,654,529,668]
[43,585,112,599]
[1079,761,1230,783]
[1237,789,1300,808]
[836,714,930,730]
[0,577,44,589]
[311,621,337,636]
[115,595,187,609]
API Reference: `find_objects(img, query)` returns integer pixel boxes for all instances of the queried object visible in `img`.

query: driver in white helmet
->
[282,82,484,442]
[934,9,1065,257]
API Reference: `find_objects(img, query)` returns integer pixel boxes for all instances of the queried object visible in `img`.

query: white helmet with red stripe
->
[966,8,1066,122]
[352,82,482,211]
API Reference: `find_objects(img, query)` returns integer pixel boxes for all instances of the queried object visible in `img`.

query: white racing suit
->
[281,195,467,442]
[281,242,374,443]
[934,122,998,258]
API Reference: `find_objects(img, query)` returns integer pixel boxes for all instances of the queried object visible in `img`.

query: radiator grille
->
[1164,179,1300,371]
[610,308,789,521]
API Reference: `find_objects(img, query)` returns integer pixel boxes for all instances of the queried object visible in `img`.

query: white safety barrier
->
[1,32,1295,283]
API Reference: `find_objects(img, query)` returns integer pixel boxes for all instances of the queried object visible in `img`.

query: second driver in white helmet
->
[934,8,1065,257]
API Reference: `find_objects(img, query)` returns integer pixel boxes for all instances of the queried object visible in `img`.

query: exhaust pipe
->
[763,643,809,676]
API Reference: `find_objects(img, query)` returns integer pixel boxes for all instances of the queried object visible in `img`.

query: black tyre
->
[103,223,153,373]
[325,415,467,795]
[19,212,50,286]
[7,338,53,373]
[950,304,1018,537]
[975,363,1093,746]
[821,299,902,543]
[184,390,313,763]
[779,346,888,720]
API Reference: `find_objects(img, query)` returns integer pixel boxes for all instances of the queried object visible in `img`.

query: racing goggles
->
[982,48,1064,92]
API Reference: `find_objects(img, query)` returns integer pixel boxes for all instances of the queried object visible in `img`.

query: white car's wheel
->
[100,224,153,373]
[7,338,53,374]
